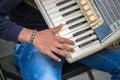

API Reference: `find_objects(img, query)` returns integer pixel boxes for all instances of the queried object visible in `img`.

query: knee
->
[20,67,61,80]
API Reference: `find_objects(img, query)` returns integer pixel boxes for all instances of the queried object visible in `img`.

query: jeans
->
[13,42,120,80]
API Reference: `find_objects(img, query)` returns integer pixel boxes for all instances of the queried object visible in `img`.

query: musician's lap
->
[79,47,120,80]
[13,42,120,80]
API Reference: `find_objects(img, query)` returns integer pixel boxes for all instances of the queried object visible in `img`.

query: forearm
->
[0,0,24,42]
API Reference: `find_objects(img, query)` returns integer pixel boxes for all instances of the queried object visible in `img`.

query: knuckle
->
[62,38,67,42]
[68,47,73,51]
[59,51,66,57]
[59,37,66,42]
[54,48,59,53]
[61,44,67,49]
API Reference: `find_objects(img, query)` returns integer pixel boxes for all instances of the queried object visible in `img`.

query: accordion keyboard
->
[34,0,120,63]
[35,0,103,62]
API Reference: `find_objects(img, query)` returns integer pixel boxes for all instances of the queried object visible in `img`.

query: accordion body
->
[34,0,120,63]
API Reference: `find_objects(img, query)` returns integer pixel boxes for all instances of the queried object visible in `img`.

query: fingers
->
[50,24,62,34]
[56,36,74,45]
[40,47,62,62]
[46,51,61,62]
[46,47,70,62]
[51,46,70,57]
[33,24,75,62]
[54,41,74,52]
[42,43,71,62]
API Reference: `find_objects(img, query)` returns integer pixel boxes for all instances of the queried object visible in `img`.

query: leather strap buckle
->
[106,41,119,50]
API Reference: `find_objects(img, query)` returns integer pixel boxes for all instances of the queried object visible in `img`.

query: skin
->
[18,24,75,62]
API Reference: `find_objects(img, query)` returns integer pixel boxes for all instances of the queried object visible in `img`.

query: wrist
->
[18,28,33,43]
[29,29,37,44]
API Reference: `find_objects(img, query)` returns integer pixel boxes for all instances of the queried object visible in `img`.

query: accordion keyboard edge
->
[34,0,120,63]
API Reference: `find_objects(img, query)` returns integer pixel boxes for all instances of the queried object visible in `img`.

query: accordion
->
[34,0,120,63]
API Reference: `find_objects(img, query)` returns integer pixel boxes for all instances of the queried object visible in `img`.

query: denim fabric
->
[13,43,120,80]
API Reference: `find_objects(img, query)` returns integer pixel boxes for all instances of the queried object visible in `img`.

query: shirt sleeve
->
[0,16,23,42]
[0,0,23,42]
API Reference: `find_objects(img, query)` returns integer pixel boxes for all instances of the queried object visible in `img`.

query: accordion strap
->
[24,0,38,10]
[106,41,120,50]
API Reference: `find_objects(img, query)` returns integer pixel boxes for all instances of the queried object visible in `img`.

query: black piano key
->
[56,0,72,6]
[59,3,77,11]
[62,8,80,17]
[66,15,84,24]
[69,20,87,29]
[76,34,93,42]
[78,39,97,48]
[73,28,91,37]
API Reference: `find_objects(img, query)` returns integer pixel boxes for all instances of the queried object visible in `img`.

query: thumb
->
[50,24,62,34]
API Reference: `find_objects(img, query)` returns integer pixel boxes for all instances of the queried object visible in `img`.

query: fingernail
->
[72,49,74,52]
[58,59,61,62]
[72,42,75,45]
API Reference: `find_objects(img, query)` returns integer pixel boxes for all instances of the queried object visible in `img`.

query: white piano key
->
[44,0,75,10]
[59,23,88,36]
[59,26,90,39]
[54,16,85,27]
[72,40,100,51]
[68,18,86,26]
[49,9,81,19]
[52,16,63,23]
[44,1,62,10]
[54,14,83,25]
[59,0,76,8]
[49,11,82,22]
[61,7,80,16]
[73,35,97,47]
[70,41,100,58]
[53,11,83,26]
[70,30,94,42]
[42,0,57,6]
[60,20,88,31]
[50,6,79,20]
[47,1,76,14]
[47,6,60,15]
[65,34,97,49]
[58,23,89,36]
[49,11,62,19]
[52,14,85,26]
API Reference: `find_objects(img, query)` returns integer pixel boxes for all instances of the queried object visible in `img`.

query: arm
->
[0,0,74,62]
[0,0,23,42]
[0,15,23,42]
[18,25,74,62]
[0,16,74,62]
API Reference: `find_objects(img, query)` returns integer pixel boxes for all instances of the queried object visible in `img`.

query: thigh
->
[13,43,65,80]
[79,46,120,74]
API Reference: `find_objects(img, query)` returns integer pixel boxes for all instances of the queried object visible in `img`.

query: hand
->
[33,25,74,62]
